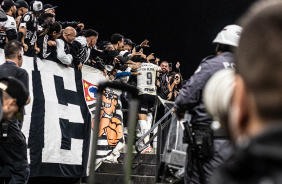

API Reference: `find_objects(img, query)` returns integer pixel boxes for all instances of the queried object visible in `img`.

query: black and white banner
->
[0,51,92,178]
[81,66,125,172]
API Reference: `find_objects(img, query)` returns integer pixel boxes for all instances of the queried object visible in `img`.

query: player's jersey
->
[5,15,17,31]
[20,12,38,47]
[137,62,161,95]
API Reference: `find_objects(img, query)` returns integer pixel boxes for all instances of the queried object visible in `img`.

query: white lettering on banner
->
[21,56,35,164]
[38,59,83,165]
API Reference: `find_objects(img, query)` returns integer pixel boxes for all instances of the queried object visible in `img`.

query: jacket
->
[211,125,282,184]
[174,52,235,125]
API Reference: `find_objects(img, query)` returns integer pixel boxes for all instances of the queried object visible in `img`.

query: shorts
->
[138,94,156,114]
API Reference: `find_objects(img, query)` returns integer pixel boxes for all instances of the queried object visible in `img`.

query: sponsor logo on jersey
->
[144,88,155,92]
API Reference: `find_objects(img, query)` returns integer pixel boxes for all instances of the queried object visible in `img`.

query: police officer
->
[210,1,282,183]
[0,40,30,183]
[174,24,242,184]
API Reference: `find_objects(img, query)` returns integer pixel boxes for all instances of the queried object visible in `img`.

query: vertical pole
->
[87,93,102,184]
[123,99,139,184]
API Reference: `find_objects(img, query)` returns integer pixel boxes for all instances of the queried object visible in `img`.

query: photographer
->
[167,72,183,101]
[0,77,29,184]
[0,40,30,184]
[209,1,282,183]
[0,77,29,121]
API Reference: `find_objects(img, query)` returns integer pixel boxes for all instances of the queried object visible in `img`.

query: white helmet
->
[213,25,242,47]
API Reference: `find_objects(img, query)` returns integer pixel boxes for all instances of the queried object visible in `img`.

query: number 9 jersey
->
[137,63,161,95]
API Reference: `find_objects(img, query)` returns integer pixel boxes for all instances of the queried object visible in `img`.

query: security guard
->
[0,40,30,184]
[174,25,242,184]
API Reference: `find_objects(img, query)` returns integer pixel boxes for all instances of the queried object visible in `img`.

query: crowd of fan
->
[0,0,184,102]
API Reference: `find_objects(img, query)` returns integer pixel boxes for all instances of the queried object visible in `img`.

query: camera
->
[169,63,172,72]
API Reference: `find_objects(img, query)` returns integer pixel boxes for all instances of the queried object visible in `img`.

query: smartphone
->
[169,63,172,71]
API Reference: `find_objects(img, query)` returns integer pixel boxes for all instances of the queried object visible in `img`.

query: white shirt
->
[5,15,17,32]
[137,63,161,95]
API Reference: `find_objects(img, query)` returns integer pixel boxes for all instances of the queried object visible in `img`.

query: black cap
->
[0,76,28,110]
[124,38,135,45]
[16,0,28,9]
[43,4,57,11]
[1,0,19,11]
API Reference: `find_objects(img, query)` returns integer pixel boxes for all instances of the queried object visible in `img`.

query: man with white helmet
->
[174,24,242,184]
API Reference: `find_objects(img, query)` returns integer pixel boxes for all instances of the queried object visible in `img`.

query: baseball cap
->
[124,38,135,45]
[0,76,28,111]
[1,0,19,11]
[29,0,43,13]
[16,0,28,9]
[43,4,57,11]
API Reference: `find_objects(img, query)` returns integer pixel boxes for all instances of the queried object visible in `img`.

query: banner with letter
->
[0,51,125,177]
[0,52,91,178]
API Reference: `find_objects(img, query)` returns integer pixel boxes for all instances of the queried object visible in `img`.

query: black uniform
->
[71,36,90,66]
[211,125,282,184]
[157,72,169,100]
[174,52,235,184]
[20,12,38,57]
[0,61,30,184]
[37,34,56,61]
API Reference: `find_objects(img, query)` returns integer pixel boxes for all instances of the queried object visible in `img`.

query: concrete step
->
[97,162,156,176]
[119,153,156,165]
[120,143,157,154]
[94,173,155,184]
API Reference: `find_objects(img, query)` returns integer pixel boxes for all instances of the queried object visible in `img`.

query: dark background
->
[43,0,257,79]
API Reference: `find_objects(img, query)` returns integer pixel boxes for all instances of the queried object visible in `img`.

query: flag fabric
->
[0,52,91,178]
[81,66,125,172]
[0,51,125,177]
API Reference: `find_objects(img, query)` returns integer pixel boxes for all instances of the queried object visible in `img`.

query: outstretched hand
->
[176,62,180,69]
[140,39,149,47]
